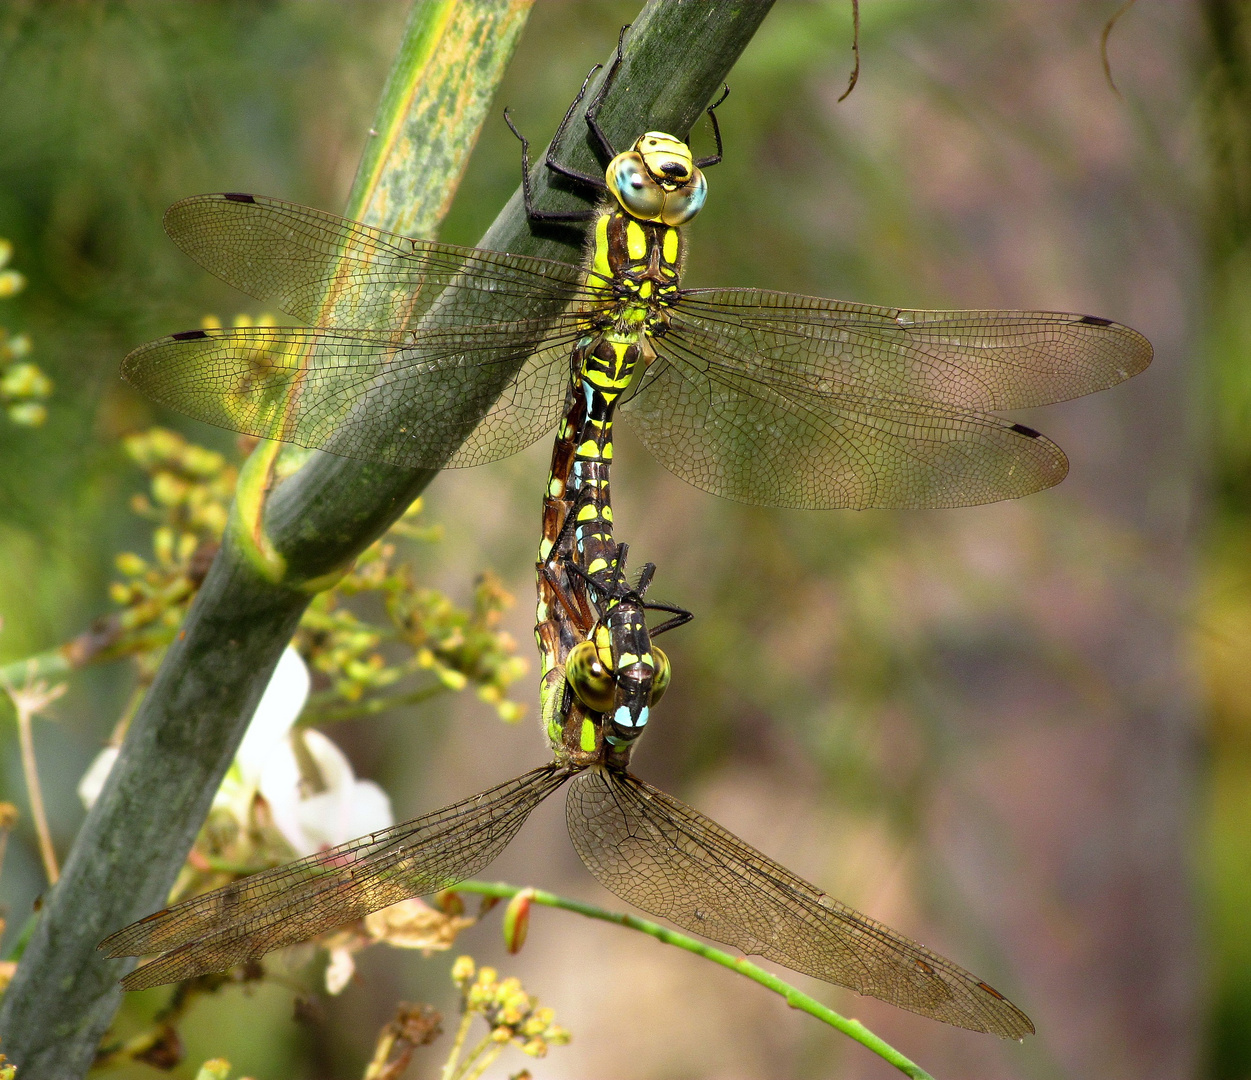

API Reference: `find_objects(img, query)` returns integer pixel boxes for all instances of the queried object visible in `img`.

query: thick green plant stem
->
[0,3,773,1075]
[456,880,937,1079]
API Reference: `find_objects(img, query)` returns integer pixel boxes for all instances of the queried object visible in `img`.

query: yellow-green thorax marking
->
[533,130,702,764]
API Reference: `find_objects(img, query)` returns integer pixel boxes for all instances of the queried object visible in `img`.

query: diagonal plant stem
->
[454,880,937,1080]
[0,4,775,1076]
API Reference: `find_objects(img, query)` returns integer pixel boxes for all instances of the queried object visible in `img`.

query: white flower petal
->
[258,739,306,853]
[77,747,119,810]
[324,946,356,995]
[237,647,310,783]
[259,729,394,857]
[344,780,393,838]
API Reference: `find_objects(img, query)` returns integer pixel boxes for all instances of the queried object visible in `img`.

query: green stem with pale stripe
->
[0,5,775,1077]
[0,3,533,1073]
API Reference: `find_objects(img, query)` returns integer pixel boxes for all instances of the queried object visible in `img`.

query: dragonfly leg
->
[540,503,599,631]
[564,550,693,639]
[542,60,612,191]
[539,557,595,634]
[643,603,694,639]
[504,109,600,225]
[693,84,731,169]
[583,24,629,163]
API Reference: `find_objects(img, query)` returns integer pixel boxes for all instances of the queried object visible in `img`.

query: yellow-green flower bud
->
[502,888,533,955]
[0,269,24,298]
[451,954,475,988]
[6,401,45,426]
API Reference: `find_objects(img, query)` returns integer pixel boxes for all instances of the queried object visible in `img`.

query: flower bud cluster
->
[107,428,235,671]
[0,237,52,427]
[105,417,524,724]
[297,533,527,722]
[451,957,570,1058]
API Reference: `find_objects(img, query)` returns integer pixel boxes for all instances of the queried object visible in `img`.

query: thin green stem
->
[1,683,62,885]
[453,881,936,1080]
[13,701,56,884]
[440,1010,476,1080]
[458,1039,503,1080]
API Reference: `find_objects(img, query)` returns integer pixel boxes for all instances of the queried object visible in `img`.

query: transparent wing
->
[446,335,575,468]
[126,192,600,467]
[163,193,598,331]
[624,327,1067,508]
[567,768,1034,1039]
[675,289,1152,411]
[121,322,579,469]
[101,764,569,991]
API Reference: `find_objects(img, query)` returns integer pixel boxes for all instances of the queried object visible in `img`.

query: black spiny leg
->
[583,24,630,164]
[504,25,639,225]
[642,601,694,639]
[542,61,612,191]
[693,84,730,169]
[566,548,693,639]
[504,108,599,225]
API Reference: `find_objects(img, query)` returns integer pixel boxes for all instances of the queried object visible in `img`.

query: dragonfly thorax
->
[606,131,706,226]
[587,211,684,338]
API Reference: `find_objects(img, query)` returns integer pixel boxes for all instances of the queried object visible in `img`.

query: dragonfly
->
[118,34,1152,513]
[101,544,1034,1040]
[104,27,1144,1039]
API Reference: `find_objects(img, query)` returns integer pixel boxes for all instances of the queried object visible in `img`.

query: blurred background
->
[0,1,1231,1077]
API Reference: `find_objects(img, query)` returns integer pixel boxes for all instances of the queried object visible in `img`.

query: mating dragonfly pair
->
[102,31,1150,1041]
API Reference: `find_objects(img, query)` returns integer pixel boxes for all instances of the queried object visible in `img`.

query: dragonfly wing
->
[444,335,575,469]
[676,289,1152,411]
[164,193,594,332]
[121,322,579,469]
[566,768,1034,1039]
[101,764,570,991]
[624,328,1066,508]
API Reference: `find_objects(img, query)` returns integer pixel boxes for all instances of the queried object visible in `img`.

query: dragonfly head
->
[606,132,707,227]
[565,604,672,748]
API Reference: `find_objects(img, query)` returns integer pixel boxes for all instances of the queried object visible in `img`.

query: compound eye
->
[660,168,706,226]
[648,647,671,705]
[607,152,664,220]
[566,639,615,713]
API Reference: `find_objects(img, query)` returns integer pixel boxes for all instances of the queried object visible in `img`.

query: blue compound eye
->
[648,647,671,704]
[660,169,706,226]
[566,639,615,713]
[607,152,664,220]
